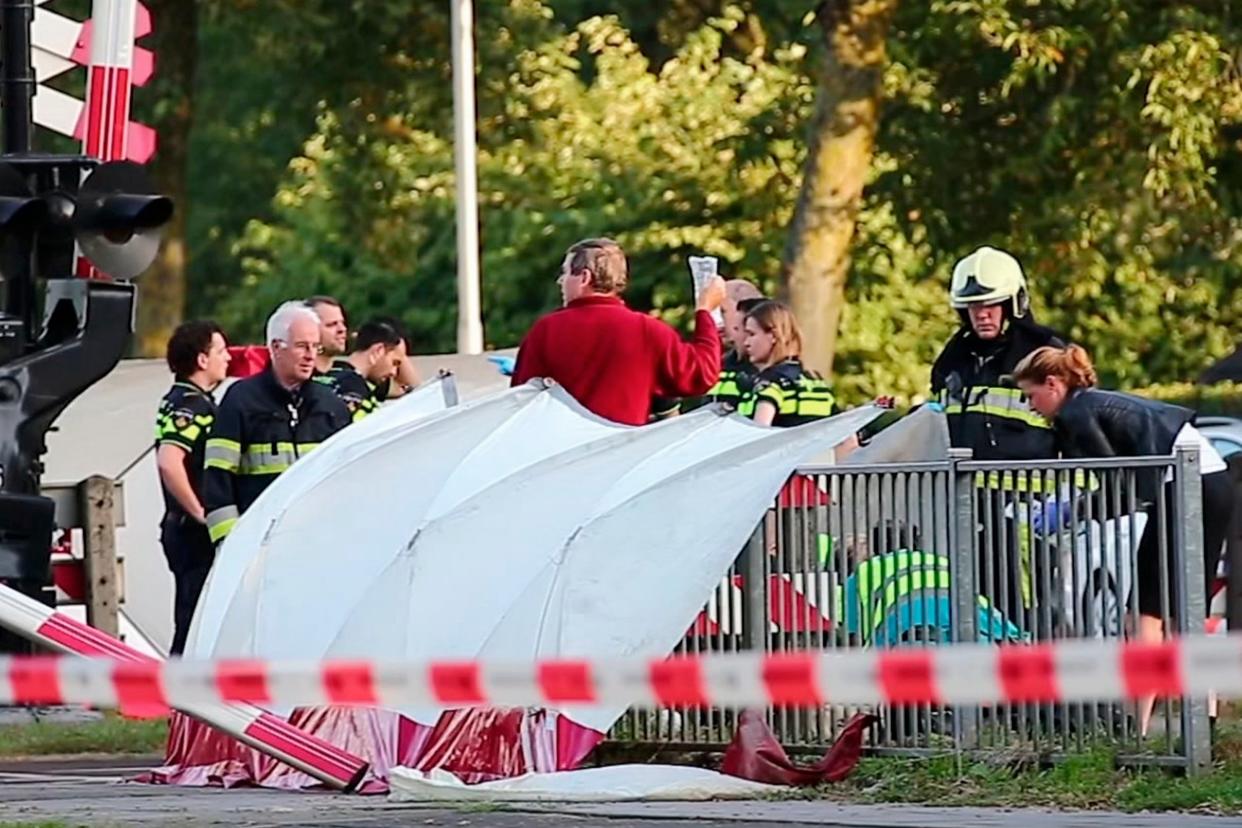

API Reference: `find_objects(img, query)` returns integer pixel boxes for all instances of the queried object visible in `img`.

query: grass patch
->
[809,751,1132,810]
[786,725,1242,814]
[0,714,167,758]
[454,802,511,813]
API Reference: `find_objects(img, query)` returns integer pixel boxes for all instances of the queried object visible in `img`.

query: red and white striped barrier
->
[0,585,369,792]
[0,635,1239,711]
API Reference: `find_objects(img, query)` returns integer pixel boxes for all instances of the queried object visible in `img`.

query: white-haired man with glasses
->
[202,302,351,546]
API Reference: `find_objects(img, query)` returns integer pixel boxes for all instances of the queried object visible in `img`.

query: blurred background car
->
[1197,416,1242,461]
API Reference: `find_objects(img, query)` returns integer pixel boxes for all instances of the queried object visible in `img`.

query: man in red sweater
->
[512,238,726,426]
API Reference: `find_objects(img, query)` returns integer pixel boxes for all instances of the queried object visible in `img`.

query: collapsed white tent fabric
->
[389,765,782,802]
[185,375,458,655]
[189,379,877,734]
[841,405,951,465]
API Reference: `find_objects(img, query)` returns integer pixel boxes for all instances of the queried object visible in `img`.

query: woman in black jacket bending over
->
[1014,344,1233,733]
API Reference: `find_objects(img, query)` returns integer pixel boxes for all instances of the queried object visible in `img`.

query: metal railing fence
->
[610,448,1212,771]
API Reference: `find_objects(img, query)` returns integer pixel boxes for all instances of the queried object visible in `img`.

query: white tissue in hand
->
[688,255,723,326]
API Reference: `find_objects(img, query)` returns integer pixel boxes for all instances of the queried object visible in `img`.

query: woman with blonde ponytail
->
[1012,344,1097,393]
[1015,344,1234,735]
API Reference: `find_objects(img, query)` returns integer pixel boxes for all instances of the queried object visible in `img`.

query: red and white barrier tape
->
[0,586,368,791]
[5,635,1242,711]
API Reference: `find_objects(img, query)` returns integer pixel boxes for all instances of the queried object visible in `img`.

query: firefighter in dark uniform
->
[316,318,408,423]
[203,303,351,544]
[929,246,1064,627]
[931,246,1063,461]
[155,321,231,655]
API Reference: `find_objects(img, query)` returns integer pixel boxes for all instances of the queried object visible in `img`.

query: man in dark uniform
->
[319,318,408,422]
[155,320,231,655]
[307,296,421,401]
[203,302,351,545]
[306,295,349,377]
[930,246,1064,629]
[706,293,766,409]
[931,246,1064,460]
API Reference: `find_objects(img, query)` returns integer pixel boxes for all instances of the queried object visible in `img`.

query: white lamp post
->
[451,0,484,354]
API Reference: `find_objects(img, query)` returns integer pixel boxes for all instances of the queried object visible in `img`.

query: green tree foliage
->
[187,0,457,313]
[219,4,816,351]
[782,0,898,379]
[877,0,1242,390]
[193,0,1240,405]
[1140,381,1242,418]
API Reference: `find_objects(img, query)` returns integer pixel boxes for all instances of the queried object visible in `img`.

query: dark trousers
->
[1225,455,1242,629]
[1137,470,1236,619]
[160,515,215,656]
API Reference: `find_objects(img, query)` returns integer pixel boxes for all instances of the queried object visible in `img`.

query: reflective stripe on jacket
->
[202,369,351,542]
[737,359,836,427]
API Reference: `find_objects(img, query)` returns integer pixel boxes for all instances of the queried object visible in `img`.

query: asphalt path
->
[0,756,1237,828]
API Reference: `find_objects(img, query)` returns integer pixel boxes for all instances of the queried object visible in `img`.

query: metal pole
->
[451,0,484,355]
[1174,446,1211,774]
[1,0,36,154]
[948,448,979,752]
[741,523,766,652]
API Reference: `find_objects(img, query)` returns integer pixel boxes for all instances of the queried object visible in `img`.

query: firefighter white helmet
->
[949,246,1030,318]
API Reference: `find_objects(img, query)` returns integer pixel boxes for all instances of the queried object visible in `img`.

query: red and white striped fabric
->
[0,586,368,792]
[0,635,1239,712]
[691,574,832,637]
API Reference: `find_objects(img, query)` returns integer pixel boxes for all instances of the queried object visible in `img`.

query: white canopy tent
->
[188,382,878,735]
[42,353,510,652]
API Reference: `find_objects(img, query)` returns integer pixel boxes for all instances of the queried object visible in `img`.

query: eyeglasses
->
[276,340,323,355]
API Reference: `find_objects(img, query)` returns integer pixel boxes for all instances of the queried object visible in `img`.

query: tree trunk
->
[782,0,896,377]
[134,0,198,357]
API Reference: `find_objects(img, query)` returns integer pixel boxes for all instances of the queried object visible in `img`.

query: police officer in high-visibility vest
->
[706,294,767,410]
[650,281,767,421]
[203,302,351,545]
[317,318,408,423]
[736,300,837,427]
[705,281,766,409]
[930,246,1064,627]
[735,300,841,583]
[155,321,231,655]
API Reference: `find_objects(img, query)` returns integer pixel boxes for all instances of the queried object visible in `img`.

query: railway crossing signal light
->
[0,0,174,651]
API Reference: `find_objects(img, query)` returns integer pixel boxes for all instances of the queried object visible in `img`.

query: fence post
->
[76,475,119,637]
[741,522,767,652]
[948,448,979,751]
[1174,446,1211,774]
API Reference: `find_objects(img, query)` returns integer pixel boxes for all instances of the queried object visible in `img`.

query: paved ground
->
[0,758,1239,827]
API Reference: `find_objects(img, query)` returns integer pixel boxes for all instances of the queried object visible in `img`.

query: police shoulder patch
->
[172,408,197,430]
